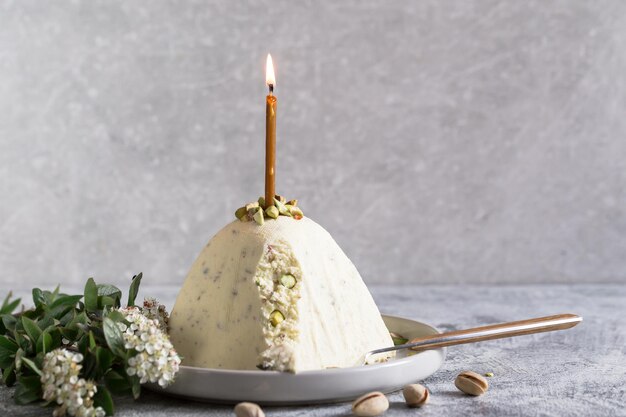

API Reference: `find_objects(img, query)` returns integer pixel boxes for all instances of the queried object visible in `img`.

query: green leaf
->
[104,310,125,323]
[46,328,62,352]
[0,334,19,367]
[32,288,46,309]
[0,334,18,353]
[84,278,98,311]
[1,314,17,334]
[96,347,114,377]
[103,318,126,358]
[58,308,76,327]
[2,362,16,387]
[0,352,14,369]
[130,374,141,399]
[14,375,42,404]
[104,369,131,396]
[98,296,117,309]
[49,294,83,311]
[97,284,122,308]
[20,356,43,377]
[94,385,115,415]
[59,327,78,341]
[81,352,97,379]
[127,273,143,307]
[97,284,122,298]
[50,285,61,303]
[37,315,54,331]
[14,347,24,370]
[68,311,88,331]
[36,331,53,354]
[0,352,13,369]
[0,292,21,315]
[89,331,97,350]
[21,316,42,344]
[14,332,31,354]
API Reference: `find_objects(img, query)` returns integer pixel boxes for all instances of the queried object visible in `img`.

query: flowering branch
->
[0,273,181,416]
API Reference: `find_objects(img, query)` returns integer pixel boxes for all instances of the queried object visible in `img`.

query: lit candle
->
[265,54,277,209]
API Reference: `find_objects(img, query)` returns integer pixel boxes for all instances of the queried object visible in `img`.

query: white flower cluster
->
[41,349,105,417]
[141,297,169,332]
[118,307,181,387]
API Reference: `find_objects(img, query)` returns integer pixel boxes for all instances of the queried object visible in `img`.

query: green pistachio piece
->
[390,332,409,345]
[269,310,285,327]
[275,194,286,203]
[274,198,288,215]
[287,199,298,206]
[235,207,247,220]
[258,196,266,207]
[392,336,409,345]
[265,205,279,219]
[280,274,297,289]
[246,201,259,211]
[253,207,264,225]
[289,206,304,217]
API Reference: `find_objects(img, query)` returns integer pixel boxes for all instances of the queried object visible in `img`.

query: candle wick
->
[268,84,274,95]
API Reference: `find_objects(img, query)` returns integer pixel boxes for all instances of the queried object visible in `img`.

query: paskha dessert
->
[169,197,394,372]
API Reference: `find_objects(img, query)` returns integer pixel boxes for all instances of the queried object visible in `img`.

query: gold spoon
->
[364,313,582,364]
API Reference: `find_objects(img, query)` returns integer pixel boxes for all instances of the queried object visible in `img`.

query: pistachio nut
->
[257,196,266,208]
[234,402,265,417]
[265,205,279,219]
[235,207,247,220]
[253,207,264,225]
[352,391,389,417]
[275,194,286,203]
[289,206,303,218]
[245,201,259,211]
[389,332,408,346]
[269,310,285,327]
[402,384,429,407]
[455,370,489,396]
[287,199,298,206]
[280,273,297,289]
[274,198,288,215]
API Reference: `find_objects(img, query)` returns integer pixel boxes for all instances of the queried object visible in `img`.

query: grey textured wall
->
[1,0,625,289]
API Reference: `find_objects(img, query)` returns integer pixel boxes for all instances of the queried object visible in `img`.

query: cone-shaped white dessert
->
[169,216,394,372]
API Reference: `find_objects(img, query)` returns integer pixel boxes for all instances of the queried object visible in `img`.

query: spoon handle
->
[365,314,582,363]
[406,313,582,351]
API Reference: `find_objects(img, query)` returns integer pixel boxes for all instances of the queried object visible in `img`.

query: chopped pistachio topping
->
[390,332,409,346]
[485,372,494,377]
[279,274,297,289]
[274,198,288,215]
[269,310,285,327]
[265,205,279,219]
[235,206,247,220]
[253,207,264,225]
[289,206,303,217]
[235,196,304,225]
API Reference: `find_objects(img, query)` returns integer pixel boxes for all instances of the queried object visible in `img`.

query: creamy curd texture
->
[169,216,394,372]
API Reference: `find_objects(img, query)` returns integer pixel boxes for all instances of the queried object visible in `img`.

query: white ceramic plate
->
[146,315,445,405]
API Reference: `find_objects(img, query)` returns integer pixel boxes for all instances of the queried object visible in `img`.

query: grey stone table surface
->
[1,284,624,417]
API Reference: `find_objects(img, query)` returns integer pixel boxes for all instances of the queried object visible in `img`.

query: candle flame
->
[266,54,275,88]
